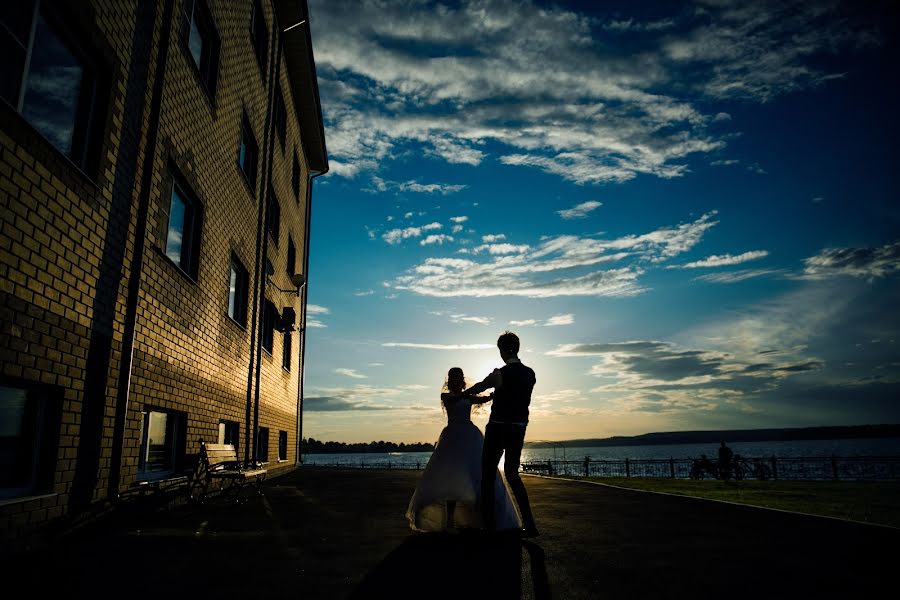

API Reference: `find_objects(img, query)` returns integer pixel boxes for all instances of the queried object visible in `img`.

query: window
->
[282,331,291,371]
[238,115,258,190]
[1,1,104,172]
[291,152,301,201]
[261,299,276,353]
[249,0,268,77]
[138,409,186,480]
[218,420,239,452]
[278,431,287,461]
[256,427,269,463]
[274,85,286,146]
[286,237,296,276]
[266,191,280,245]
[227,254,249,325]
[0,384,61,499]
[180,0,220,97]
[163,176,203,278]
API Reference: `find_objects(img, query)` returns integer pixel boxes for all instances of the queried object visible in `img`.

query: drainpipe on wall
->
[250,10,283,464]
[296,167,327,465]
[107,0,176,501]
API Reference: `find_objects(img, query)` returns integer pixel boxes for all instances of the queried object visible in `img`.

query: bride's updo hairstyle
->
[443,367,466,395]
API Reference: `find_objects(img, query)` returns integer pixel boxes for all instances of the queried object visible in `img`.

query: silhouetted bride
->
[406,367,522,532]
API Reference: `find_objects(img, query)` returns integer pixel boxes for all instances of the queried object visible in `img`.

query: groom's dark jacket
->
[491,362,536,424]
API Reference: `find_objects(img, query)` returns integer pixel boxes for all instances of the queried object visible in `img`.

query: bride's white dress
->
[406,396,522,532]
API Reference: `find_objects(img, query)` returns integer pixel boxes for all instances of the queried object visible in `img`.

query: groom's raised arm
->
[465,368,502,398]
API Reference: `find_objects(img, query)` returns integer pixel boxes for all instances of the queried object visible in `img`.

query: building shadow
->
[349,531,550,600]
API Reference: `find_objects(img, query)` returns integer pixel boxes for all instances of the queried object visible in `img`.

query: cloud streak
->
[311,0,875,185]
[558,201,602,220]
[392,212,718,298]
[671,250,769,269]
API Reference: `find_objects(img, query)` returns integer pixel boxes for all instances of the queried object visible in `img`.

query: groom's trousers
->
[481,421,537,531]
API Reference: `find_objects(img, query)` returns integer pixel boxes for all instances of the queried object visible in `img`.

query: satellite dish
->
[290,273,307,288]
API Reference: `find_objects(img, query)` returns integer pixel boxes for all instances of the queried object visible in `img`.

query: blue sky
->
[301,0,900,444]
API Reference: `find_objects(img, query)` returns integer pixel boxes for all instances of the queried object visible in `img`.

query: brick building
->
[0,0,328,539]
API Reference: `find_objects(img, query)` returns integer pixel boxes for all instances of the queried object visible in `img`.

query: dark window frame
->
[278,431,288,461]
[227,253,249,326]
[266,190,280,246]
[0,381,62,500]
[261,299,276,354]
[238,113,259,192]
[161,170,204,280]
[218,420,240,453]
[282,330,291,371]
[1,0,108,177]
[291,151,301,202]
[256,426,270,463]
[179,0,220,100]
[137,408,187,481]
[286,236,296,277]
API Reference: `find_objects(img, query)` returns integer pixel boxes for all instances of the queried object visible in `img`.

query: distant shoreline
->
[524,424,900,449]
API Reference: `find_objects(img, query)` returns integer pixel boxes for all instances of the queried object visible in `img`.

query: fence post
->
[584,456,590,477]
[625,458,631,478]
[547,459,553,476]
[831,455,839,480]
[771,456,777,480]
[670,457,676,479]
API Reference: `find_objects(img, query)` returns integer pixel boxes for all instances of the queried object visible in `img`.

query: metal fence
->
[302,455,900,480]
[520,456,900,481]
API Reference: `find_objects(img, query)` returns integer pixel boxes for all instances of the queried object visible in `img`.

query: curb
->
[522,473,900,531]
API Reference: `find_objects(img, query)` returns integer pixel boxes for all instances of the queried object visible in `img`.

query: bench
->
[189,441,267,504]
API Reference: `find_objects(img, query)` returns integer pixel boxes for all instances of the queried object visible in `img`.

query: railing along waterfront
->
[520,456,900,481]
[300,455,900,480]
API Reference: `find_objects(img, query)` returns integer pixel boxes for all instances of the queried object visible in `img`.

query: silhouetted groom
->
[465,331,539,537]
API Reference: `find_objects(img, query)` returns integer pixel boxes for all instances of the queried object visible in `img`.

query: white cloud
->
[802,241,900,280]
[335,368,367,379]
[452,224,464,233]
[421,234,454,246]
[383,342,496,350]
[383,222,442,244]
[482,234,506,243]
[312,0,875,186]
[393,212,717,298]
[450,216,469,223]
[306,303,330,328]
[694,269,783,284]
[603,18,677,32]
[473,243,531,255]
[449,314,493,326]
[354,289,376,296]
[557,201,602,220]
[670,250,769,269]
[711,159,739,166]
[510,319,538,326]
[545,313,575,326]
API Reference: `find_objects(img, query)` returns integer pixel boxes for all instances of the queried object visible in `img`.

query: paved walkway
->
[6,468,897,599]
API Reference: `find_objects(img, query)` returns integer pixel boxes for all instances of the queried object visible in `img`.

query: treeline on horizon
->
[301,438,435,454]
[525,424,900,449]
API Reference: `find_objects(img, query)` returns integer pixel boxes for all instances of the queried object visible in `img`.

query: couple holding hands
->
[406,332,539,538]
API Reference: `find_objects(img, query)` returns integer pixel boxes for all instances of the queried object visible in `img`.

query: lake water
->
[302,436,900,468]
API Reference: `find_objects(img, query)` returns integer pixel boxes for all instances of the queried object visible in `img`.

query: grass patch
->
[561,476,900,528]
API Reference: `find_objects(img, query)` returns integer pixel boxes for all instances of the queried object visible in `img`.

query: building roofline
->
[275,0,328,174]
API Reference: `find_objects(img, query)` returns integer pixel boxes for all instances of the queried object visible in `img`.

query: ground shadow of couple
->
[349,532,551,600]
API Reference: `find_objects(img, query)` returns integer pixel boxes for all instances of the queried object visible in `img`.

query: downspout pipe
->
[107,0,176,501]
[296,166,327,465]
[250,9,283,464]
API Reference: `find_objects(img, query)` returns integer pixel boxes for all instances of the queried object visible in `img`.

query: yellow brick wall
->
[1,0,315,538]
